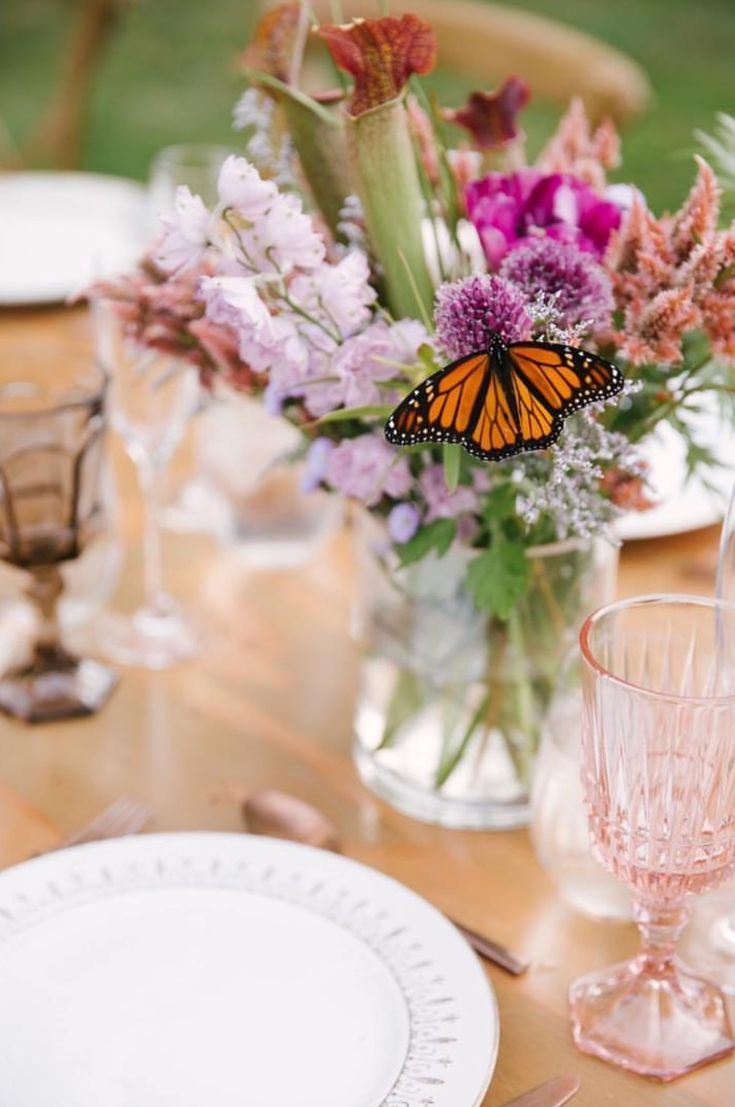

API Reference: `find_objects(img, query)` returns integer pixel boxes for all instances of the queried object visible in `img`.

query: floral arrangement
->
[95,6,735,802]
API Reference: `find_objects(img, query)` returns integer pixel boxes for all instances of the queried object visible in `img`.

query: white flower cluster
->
[232,89,295,188]
[516,405,644,540]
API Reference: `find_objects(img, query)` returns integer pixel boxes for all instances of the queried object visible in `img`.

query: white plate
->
[0,172,148,305]
[0,833,498,1107]
[616,407,735,541]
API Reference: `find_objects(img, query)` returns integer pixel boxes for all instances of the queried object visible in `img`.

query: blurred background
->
[2,0,734,212]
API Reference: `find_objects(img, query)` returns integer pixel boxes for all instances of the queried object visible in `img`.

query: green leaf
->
[377,668,425,750]
[418,343,438,374]
[318,404,392,424]
[397,518,456,566]
[465,536,530,620]
[443,444,461,494]
[482,482,518,522]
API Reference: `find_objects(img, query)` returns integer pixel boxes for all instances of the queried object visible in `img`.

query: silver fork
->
[53,797,153,850]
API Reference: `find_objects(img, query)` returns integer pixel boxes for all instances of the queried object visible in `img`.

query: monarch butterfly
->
[385,332,624,463]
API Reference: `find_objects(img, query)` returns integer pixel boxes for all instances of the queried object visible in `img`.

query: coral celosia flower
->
[318,14,437,116]
[443,77,530,150]
[538,97,621,192]
[434,274,532,358]
[603,158,735,365]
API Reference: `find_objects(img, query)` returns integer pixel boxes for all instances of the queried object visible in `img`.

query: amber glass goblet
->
[0,349,117,722]
[570,594,735,1079]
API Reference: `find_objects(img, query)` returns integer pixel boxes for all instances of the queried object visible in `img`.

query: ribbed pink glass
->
[570,594,735,1080]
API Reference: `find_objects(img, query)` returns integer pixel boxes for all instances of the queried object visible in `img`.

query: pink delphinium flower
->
[288,251,376,338]
[419,464,478,521]
[325,434,412,507]
[153,186,211,273]
[465,169,621,268]
[500,237,614,331]
[434,274,532,358]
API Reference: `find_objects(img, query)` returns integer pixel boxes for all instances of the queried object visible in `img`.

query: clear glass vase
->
[352,517,619,829]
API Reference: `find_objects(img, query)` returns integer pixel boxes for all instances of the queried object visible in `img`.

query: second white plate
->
[0,172,148,304]
[0,833,498,1107]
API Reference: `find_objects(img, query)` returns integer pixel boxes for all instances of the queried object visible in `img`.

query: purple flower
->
[388,503,421,544]
[500,237,614,330]
[325,434,412,507]
[419,464,478,521]
[301,437,334,493]
[434,275,532,359]
[465,169,621,268]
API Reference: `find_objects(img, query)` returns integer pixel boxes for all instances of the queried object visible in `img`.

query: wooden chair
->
[264,0,651,125]
[2,0,131,171]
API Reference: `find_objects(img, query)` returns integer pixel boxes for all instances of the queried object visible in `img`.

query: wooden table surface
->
[1,306,733,1106]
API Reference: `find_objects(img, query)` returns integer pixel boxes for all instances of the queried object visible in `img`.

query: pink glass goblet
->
[570,594,735,1080]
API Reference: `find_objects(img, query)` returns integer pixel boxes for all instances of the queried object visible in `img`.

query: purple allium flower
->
[465,169,621,268]
[419,464,479,521]
[434,275,532,358]
[301,437,334,493]
[325,434,412,507]
[500,237,614,330]
[388,502,421,544]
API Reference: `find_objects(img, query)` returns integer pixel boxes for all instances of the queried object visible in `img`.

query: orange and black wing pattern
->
[384,351,491,449]
[385,338,624,464]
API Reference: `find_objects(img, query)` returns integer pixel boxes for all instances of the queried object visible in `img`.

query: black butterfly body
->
[385,332,624,463]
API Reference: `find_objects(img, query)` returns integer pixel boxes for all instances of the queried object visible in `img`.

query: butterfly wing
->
[508,342,625,427]
[385,352,490,448]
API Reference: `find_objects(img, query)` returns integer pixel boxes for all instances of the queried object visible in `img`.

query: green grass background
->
[2,0,735,211]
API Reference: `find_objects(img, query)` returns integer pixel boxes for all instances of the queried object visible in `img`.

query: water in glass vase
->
[352,517,618,830]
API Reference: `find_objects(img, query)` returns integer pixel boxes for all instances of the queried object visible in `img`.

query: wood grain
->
[0,305,731,1105]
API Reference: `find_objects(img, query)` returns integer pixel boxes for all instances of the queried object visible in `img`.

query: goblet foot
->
[680,895,735,995]
[570,957,735,1080]
[99,600,199,670]
[0,647,118,723]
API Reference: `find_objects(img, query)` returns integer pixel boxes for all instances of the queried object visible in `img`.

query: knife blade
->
[498,1075,581,1107]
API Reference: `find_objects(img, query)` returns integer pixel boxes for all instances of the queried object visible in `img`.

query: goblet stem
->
[633,899,689,976]
[26,564,69,669]
[139,465,169,615]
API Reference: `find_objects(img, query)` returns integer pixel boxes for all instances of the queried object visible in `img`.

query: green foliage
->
[318,404,393,424]
[465,532,530,620]
[397,518,456,565]
[442,443,462,493]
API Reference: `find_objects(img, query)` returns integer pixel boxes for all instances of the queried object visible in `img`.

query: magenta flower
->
[434,275,532,359]
[465,169,621,268]
[500,237,614,330]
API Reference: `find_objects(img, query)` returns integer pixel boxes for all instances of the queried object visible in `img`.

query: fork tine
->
[59,798,153,849]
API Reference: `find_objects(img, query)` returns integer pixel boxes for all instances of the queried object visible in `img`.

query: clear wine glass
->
[679,486,735,991]
[93,299,200,669]
[147,143,239,537]
[570,594,735,1079]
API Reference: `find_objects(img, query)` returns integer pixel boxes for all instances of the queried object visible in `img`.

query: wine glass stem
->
[634,898,689,976]
[26,565,66,665]
[139,465,168,615]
